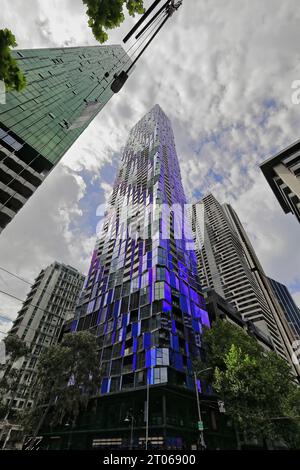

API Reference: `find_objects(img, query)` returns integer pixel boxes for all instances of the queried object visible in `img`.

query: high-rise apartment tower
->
[190,193,298,372]
[51,105,212,449]
[260,140,300,222]
[6,262,84,410]
[268,277,300,340]
[0,45,130,232]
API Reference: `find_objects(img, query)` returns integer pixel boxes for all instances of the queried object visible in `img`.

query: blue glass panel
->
[165,283,172,304]
[122,327,126,341]
[146,349,151,368]
[87,299,95,314]
[144,332,151,349]
[174,352,183,370]
[96,310,102,324]
[147,368,154,385]
[149,269,153,303]
[132,322,139,337]
[113,300,120,316]
[162,301,171,313]
[70,320,78,332]
[200,309,210,328]
[180,280,189,296]
[101,378,110,394]
[171,334,179,352]
[180,294,190,315]
[170,271,179,290]
[107,289,113,304]
[192,303,201,318]
[192,319,200,333]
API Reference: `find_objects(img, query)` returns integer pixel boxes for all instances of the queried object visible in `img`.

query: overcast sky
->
[0,0,300,335]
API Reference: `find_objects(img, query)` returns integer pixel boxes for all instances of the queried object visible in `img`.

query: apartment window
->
[140,286,149,306]
[157,267,167,281]
[131,276,139,293]
[122,282,130,296]
[130,292,139,310]
[154,367,168,384]
[140,304,151,319]
[156,348,169,366]
[155,282,165,301]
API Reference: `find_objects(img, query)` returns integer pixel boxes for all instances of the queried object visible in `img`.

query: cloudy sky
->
[0,0,300,335]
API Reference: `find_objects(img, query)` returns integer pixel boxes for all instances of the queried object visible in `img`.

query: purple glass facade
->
[73,104,209,395]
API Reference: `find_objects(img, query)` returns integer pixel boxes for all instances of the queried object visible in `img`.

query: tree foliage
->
[0,335,28,419]
[83,0,145,43]
[0,29,26,92]
[22,331,101,434]
[196,320,300,448]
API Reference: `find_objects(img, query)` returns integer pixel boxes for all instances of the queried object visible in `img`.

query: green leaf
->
[194,320,300,447]
[83,0,145,43]
[0,29,27,92]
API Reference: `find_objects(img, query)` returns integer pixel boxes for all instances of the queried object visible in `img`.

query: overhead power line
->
[0,265,79,312]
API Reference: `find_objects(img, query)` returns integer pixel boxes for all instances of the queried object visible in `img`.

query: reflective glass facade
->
[269,277,300,339]
[0,45,130,231]
[73,104,209,395]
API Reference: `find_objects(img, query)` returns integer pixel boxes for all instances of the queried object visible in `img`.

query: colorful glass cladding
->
[73,104,210,394]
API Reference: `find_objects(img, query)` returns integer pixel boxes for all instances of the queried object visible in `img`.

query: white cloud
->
[0,0,300,328]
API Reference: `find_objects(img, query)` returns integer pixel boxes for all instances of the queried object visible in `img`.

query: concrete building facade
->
[260,140,300,222]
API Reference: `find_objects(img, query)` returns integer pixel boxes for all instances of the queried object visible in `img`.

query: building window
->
[153,367,168,384]
[156,348,169,366]
[140,304,151,319]
[157,267,167,281]
[154,282,165,301]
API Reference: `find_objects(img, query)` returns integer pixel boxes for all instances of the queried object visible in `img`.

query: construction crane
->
[111,0,183,93]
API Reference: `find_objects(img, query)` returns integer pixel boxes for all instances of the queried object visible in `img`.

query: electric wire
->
[0,289,75,334]
[0,3,171,213]
[0,310,68,339]
[0,264,80,308]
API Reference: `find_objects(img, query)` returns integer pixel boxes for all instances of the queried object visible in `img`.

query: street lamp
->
[194,367,213,450]
[124,412,135,450]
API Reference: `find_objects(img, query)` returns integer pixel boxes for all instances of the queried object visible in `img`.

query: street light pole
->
[125,412,135,450]
[194,367,213,450]
[145,377,150,450]
[111,0,183,94]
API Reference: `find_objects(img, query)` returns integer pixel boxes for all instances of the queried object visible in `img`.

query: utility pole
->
[145,377,150,450]
[125,412,135,450]
[193,367,212,450]
[111,0,183,94]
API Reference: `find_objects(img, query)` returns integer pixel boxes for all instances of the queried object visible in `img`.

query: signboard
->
[197,421,204,431]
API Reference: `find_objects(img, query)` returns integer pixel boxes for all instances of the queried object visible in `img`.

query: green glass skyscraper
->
[0,45,130,232]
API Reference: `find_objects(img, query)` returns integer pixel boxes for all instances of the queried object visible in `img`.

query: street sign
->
[197,421,204,431]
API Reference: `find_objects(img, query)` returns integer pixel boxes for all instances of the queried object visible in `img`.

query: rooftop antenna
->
[111,0,183,94]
